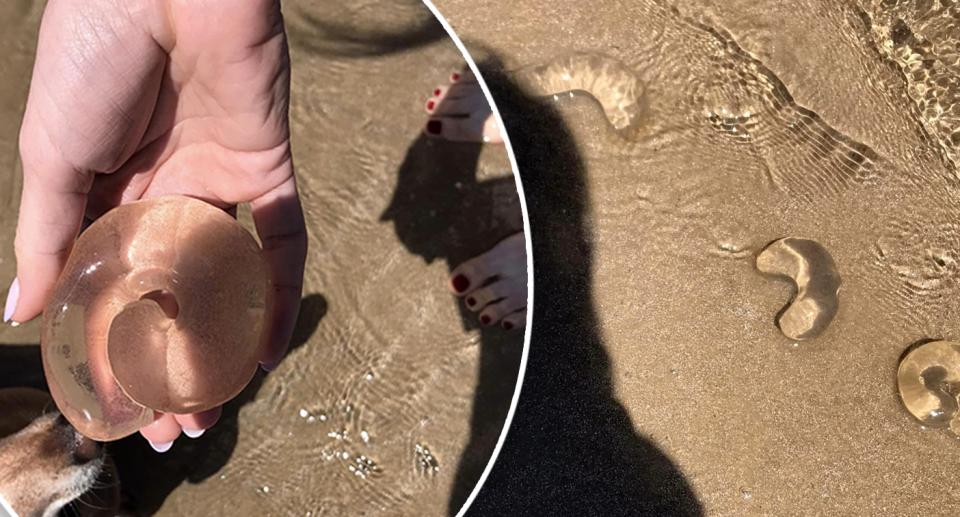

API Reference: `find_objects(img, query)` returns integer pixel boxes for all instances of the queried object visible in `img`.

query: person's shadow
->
[379,81,526,515]
[401,59,702,516]
[0,293,327,516]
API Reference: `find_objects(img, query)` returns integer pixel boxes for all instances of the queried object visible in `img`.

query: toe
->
[465,280,511,312]
[433,115,492,143]
[425,118,444,137]
[450,232,527,295]
[433,87,490,117]
[451,69,476,83]
[425,85,448,114]
[479,296,526,326]
[450,258,495,296]
[500,309,527,331]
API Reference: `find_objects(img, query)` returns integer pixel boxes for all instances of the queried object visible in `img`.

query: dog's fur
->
[0,388,116,517]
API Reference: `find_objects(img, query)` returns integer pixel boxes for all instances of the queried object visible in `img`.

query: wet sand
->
[434,0,960,515]
[0,0,522,515]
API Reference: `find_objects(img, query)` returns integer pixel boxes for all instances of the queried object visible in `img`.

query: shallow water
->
[437,0,960,514]
[0,0,523,515]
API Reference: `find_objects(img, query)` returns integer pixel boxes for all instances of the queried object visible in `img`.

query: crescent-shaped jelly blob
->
[897,340,960,435]
[40,196,271,441]
[513,53,647,138]
[756,237,842,341]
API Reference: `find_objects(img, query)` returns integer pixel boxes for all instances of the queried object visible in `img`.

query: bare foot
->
[424,69,504,144]
[449,233,527,330]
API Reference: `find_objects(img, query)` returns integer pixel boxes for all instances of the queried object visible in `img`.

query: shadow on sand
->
[285,1,447,59]
[445,60,703,516]
[380,95,526,513]
[0,293,327,516]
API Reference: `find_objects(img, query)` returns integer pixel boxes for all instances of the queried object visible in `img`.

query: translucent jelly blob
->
[898,341,960,435]
[514,53,647,138]
[40,196,271,441]
[756,237,842,340]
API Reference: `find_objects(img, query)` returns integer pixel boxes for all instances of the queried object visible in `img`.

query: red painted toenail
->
[427,101,435,110]
[434,89,442,96]
[426,120,442,135]
[451,73,460,81]
[503,321,513,330]
[466,297,476,307]
[481,315,491,325]
[452,274,470,292]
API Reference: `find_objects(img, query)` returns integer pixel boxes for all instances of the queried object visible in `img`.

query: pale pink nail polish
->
[183,427,205,439]
[148,440,174,453]
[3,278,19,324]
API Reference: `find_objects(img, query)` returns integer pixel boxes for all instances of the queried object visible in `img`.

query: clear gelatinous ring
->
[41,196,271,441]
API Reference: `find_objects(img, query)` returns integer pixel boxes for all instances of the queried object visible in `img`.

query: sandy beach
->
[432,0,960,515]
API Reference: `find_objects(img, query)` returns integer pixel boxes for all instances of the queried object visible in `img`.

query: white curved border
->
[0,492,19,517]
[418,2,534,515]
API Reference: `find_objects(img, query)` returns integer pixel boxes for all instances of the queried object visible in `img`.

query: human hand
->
[4,0,307,450]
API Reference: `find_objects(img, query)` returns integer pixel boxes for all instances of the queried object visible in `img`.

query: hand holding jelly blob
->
[40,196,271,441]
[756,237,842,340]
[898,341,960,435]
[5,0,307,449]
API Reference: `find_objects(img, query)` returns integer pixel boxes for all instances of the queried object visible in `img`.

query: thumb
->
[6,120,92,324]
[6,0,167,324]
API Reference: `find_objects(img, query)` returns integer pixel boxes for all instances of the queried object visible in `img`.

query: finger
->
[175,406,222,438]
[9,113,93,323]
[251,175,308,370]
[10,3,166,323]
[139,413,181,452]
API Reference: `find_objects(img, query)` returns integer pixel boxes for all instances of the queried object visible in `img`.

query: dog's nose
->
[55,413,103,463]
[73,433,103,464]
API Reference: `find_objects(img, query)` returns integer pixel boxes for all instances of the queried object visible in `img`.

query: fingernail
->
[466,297,476,307]
[452,274,470,292]
[182,427,205,439]
[148,440,174,453]
[503,321,513,330]
[481,315,491,325]
[427,101,435,110]
[426,120,442,135]
[4,278,19,324]
[451,73,460,81]
[433,88,441,96]
[260,362,278,373]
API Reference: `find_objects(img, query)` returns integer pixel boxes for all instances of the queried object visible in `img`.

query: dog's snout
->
[72,433,103,464]
[53,413,103,463]
[54,413,70,428]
